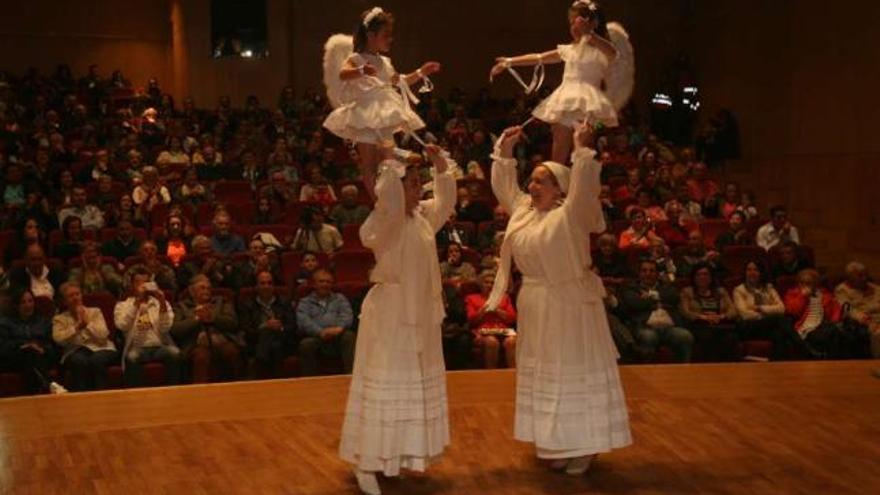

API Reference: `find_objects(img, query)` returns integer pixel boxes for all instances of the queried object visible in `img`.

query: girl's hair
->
[569,1,609,38]
[742,259,769,285]
[353,8,394,53]
[690,262,719,291]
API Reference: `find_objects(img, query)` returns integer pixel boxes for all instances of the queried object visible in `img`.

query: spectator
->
[629,189,667,223]
[329,184,371,231]
[619,260,694,362]
[57,186,104,230]
[123,241,178,292]
[170,274,242,382]
[756,206,800,251]
[593,233,631,286]
[114,268,181,386]
[784,269,843,358]
[101,219,141,262]
[67,241,123,297]
[5,217,49,267]
[0,289,57,393]
[834,261,880,359]
[656,199,694,250]
[52,216,85,263]
[8,244,64,299]
[295,269,355,376]
[599,184,622,223]
[52,282,118,391]
[252,196,281,225]
[210,211,246,256]
[238,238,283,287]
[679,263,739,361]
[475,205,509,252]
[439,243,477,285]
[770,240,812,279]
[648,237,677,284]
[455,186,492,224]
[178,235,236,289]
[156,135,191,169]
[466,270,517,368]
[238,270,296,377]
[436,214,474,250]
[236,150,266,190]
[132,166,172,213]
[672,184,702,223]
[1,162,33,209]
[93,175,119,211]
[617,207,660,250]
[156,214,190,267]
[441,283,472,370]
[299,166,337,207]
[293,251,321,288]
[260,170,297,207]
[685,162,719,205]
[714,210,752,251]
[738,190,758,219]
[675,230,721,279]
[176,168,212,206]
[734,260,799,360]
[290,207,343,256]
[105,194,145,228]
[718,182,741,219]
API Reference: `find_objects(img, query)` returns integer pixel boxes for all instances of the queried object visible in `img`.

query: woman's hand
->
[498,126,524,158]
[574,121,595,150]
[420,61,441,76]
[489,58,508,81]
[425,145,448,174]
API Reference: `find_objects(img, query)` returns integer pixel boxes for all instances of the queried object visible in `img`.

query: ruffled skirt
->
[532,80,618,128]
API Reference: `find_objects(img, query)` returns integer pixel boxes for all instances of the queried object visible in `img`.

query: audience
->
[679,263,739,362]
[0,289,56,393]
[783,269,842,358]
[295,269,355,376]
[329,184,370,231]
[733,260,799,360]
[290,207,343,256]
[465,270,517,368]
[440,243,477,285]
[757,206,800,251]
[67,241,124,296]
[834,261,880,358]
[238,270,296,377]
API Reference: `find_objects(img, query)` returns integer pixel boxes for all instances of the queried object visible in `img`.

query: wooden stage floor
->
[1,361,879,494]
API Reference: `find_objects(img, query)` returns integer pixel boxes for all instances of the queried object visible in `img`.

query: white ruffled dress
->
[532,39,618,128]
[323,53,425,144]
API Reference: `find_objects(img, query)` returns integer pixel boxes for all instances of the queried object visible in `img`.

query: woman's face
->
[480,275,495,294]
[18,292,35,319]
[142,242,157,260]
[249,240,265,258]
[448,244,462,264]
[83,246,100,266]
[568,11,596,40]
[528,166,562,212]
[694,268,712,290]
[799,274,817,292]
[745,262,761,285]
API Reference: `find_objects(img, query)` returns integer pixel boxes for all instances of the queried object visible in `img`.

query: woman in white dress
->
[323,7,441,195]
[486,124,631,474]
[339,143,455,495]
[489,1,633,164]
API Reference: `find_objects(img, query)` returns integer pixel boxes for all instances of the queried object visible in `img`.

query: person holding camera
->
[114,268,181,386]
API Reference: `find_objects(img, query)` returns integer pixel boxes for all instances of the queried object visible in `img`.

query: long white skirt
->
[514,278,632,458]
[339,284,450,476]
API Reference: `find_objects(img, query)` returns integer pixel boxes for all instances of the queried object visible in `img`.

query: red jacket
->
[465,293,516,337]
[784,287,841,330]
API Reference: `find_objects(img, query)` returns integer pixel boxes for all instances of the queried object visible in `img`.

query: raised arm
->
[421,145,457,232]
[491,127,529,214]
[562,123,606,234]
[489,50,562,81]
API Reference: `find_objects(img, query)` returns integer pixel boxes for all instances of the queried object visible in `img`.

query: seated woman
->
[465,270,517,369]
[175,169,212,206]
[617,207,660,250]
[5,217,49,267]
[155,215,192,267]
[733,260,799,360]
[0,289,57,393]
[784,269,843,359]
[53,215,85,263]
[679,262,739,362]
[132,166,172,214]
[439,242,477,286]
[105,194,146,228]
[68,241,124,297]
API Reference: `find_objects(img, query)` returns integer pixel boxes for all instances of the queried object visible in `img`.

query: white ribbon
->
[503,59,545,95]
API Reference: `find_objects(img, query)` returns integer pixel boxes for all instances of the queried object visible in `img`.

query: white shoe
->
[565,455,596,475]
[49,382,68,394]
[354,469,381,495]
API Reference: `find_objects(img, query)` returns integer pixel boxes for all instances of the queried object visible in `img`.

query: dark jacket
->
[619,281,685,328]
[170,296,241,353]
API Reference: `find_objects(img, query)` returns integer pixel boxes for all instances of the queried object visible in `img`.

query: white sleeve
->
[563,147,606,234]
[360,160,406,251]
[491,154,528,215]
[421,168,457,233]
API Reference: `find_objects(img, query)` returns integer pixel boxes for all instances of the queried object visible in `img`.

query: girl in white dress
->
[489,1,634,164]
[323,7,441,195]
[486,124,631,474]
[339,143,455,495]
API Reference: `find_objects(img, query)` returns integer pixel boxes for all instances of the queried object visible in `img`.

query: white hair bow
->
[363,7,384,27]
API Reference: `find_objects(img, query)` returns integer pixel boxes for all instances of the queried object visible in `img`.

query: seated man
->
[329,184,371,231]
[619,260,694,363]
[756,205,800,251]
[210,211,246,256]
[770,240,812,279]
[57,186,105,230]
[475,205,510,252]
[714,210,752,251]
[295,269,355,376]
[675,230,721,279]
[67,241,124,297]
[178,235,237,289]
[290,207,344,257]
[123,241,178,293]
[171,274,242,382]
[238,270,296,377]
[52,282,118,391]
[834,261,880,358]
[101,219,142,262]
[8,244,65,299]
[114,268,182,386]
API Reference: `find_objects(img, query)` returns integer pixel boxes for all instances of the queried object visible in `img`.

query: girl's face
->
[745,262,761,285]
[367,25,393,53]
[568,11,596,40]
[695,268,712,290]
[301,254,319,272]
[19,292,35,319]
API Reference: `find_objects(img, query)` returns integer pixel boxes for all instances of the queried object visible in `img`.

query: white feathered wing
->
[323,34,354,109]
[604,22,635,111]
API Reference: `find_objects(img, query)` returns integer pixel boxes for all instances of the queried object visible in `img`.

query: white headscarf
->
[539,161,571,195]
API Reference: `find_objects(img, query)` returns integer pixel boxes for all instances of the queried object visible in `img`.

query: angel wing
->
[323,34,354,109]
[604,22,635,111]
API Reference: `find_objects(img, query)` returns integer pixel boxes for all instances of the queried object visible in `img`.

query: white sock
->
[354,469,381,495]
[565,455,596,475]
